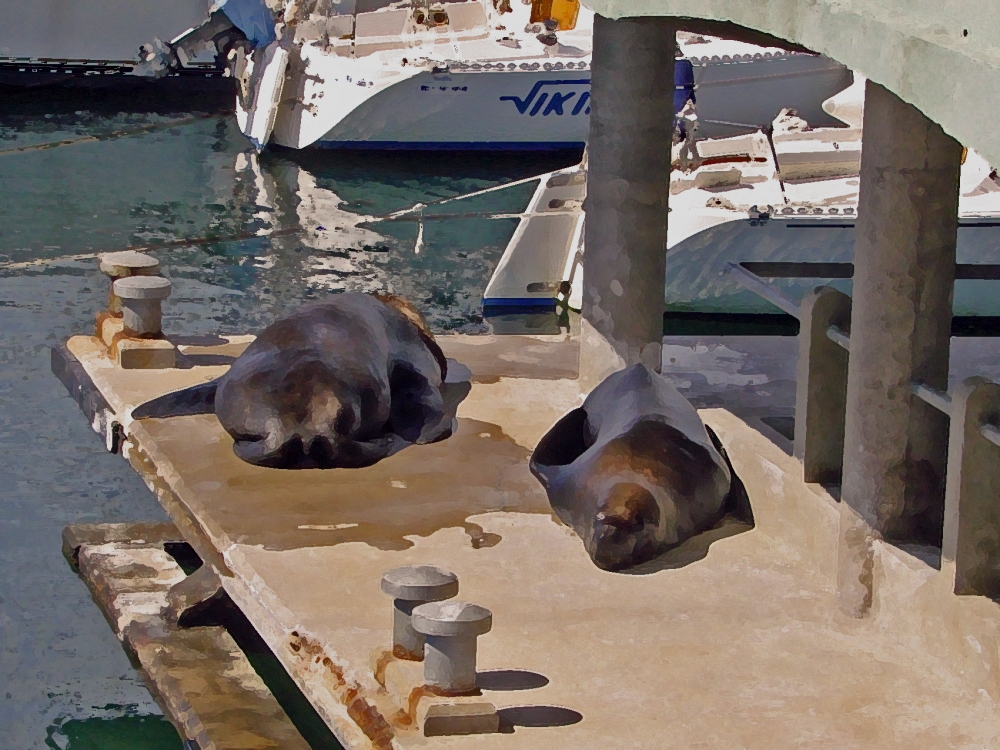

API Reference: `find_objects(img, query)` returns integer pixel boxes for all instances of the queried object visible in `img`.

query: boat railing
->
[728,259,1000,597]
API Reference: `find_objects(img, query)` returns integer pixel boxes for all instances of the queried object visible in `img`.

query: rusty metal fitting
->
[113,276,172,337]
[411,600,492,694]
[99,251,160,316]
[381,565,459,660]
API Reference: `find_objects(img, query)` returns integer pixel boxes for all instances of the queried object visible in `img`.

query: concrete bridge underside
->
[581,0,1000,171]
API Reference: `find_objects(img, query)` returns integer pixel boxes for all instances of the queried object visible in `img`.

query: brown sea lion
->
[529,363,751,571]
[133,293,461,469]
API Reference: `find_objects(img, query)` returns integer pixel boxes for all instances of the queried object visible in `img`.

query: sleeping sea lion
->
[133,293,458,469]
[529,363,750,571]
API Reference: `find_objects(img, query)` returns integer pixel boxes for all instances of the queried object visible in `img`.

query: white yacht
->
[232,0,852,150]
[483,82,1000,313]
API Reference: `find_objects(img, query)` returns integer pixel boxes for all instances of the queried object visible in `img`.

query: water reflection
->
[0,98,578,746]
[0,107,580,335]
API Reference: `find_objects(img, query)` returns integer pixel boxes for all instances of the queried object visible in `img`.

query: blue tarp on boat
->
[217,0,276,48]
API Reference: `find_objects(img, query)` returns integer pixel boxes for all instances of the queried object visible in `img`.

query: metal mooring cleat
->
[411,600,492,694]
[99,251,160,316]
[381,565,459,660]
[113,276,172,337]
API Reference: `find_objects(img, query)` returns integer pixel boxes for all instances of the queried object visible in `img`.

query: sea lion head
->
[375,292,447,381]
[374,293,433,339]
[588,481,663,571]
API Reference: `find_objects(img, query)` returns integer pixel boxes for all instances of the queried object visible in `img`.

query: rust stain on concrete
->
[288,631,396,750]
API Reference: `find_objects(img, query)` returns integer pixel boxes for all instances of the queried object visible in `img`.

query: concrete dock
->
[55,329,1000,748]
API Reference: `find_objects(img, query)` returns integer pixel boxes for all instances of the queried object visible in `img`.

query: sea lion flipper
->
[387,362,457,444]
[528,407,590,489]
[706,425,754,525]
[444,359,472,384]
[132,380,219,420]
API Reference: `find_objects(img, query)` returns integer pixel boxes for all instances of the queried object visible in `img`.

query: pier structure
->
[57,324,1000,747]
[577,0,1000,617]
[50,0,1000,745]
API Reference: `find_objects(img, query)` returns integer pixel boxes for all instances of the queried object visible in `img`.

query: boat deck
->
[56,332,1000,749]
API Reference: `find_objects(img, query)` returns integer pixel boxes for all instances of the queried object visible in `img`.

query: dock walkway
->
[57,332,1000,749]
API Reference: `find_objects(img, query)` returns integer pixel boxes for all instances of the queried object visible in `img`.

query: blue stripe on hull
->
[314,141,586,151]
[483,298,557,308]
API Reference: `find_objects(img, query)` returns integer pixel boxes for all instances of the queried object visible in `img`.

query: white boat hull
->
[242,0,853,154]
[483,137,1000,313]
[275,51,594,150]
[483,165,586,307]
[276,52,850,150]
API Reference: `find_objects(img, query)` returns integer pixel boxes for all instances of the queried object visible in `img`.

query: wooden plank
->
[66,523,311,750]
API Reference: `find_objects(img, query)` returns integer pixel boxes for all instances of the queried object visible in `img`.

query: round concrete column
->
[381,566,459,660]
[99,251,160,316]
[113,276,172,337]
[411,600,491,694]
[838,80,962,616]
[580,15,676,386]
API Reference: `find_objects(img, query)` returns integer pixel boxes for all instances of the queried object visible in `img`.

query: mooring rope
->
[372,171,551,222]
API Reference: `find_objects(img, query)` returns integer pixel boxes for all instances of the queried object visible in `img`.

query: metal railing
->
[728,261,1000,597]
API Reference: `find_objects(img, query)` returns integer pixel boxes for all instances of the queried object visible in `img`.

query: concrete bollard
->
[113,276,172,337]
[794,286,852,483]
[99,251,160,316]
[942,377,1000,597]
[381,566,459,660]
[411,600,492,694]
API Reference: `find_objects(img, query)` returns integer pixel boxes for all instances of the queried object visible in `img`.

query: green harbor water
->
[0,86,577,750]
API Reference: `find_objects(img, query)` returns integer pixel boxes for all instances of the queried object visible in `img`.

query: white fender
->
[243,42,289,150]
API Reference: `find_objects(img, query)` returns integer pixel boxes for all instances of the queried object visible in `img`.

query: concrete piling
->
[838,80,963,617]
[113,276,172,337]
[942,378,1000,597]
[380,566,459,660]
[580,15,676,386]
[410,600,492,694]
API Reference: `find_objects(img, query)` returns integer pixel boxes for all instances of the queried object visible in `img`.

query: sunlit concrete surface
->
[61,331,1000,748]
